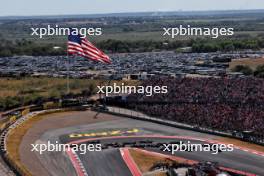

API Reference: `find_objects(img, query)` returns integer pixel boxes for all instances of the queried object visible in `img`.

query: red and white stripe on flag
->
[67,37,111,64]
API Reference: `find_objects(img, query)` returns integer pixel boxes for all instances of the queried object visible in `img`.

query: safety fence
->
[106,106,264,146]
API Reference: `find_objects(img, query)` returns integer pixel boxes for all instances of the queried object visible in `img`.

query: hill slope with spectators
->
[127,77,264,137]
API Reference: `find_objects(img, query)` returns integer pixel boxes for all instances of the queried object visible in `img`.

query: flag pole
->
[67,53,70,94]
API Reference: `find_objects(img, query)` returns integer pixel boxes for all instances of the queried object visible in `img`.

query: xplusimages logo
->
[31,141,102,155]
[163,25,234,39]
[97,83,168,96]
[162,141,234,155]
[31,25,102,38]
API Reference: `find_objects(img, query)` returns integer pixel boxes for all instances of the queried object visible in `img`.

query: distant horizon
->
[1,8,264,18]
[1,0,264,17]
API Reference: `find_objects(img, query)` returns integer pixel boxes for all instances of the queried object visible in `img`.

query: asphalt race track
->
[77,148,133,176]
[25,111,264,176]
[67,136,264,176]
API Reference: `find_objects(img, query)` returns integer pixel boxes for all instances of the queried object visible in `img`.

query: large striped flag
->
[67,31,111,64]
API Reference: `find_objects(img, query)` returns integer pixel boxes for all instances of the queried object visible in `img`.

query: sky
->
[0,0,264,16]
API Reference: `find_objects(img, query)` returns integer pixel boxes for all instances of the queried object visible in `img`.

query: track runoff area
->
[30,111,264,176]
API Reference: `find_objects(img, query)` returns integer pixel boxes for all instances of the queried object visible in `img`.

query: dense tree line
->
[192,39,264,53]
[97,39,188,53]
[0,39,66,57]
[0,37,264,57]
[0,38,188,56]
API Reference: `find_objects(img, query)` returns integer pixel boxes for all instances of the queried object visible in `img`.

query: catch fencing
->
[106,106,264,146]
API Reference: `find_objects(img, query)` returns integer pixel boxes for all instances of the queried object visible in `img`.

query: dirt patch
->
[129,148,177,174]
[6,117,42,176]
[229,57,264,70]
[19,110,120,176]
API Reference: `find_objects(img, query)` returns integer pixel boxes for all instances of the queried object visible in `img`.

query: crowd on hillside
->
[127,77,264,136]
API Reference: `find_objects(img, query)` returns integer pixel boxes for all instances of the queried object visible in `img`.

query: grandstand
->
[110,77,264,142]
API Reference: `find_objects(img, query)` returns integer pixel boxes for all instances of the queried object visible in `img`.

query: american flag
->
[67,32,111,64]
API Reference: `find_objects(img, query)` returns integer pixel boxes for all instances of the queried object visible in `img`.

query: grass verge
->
[129,148,173,175]
[5,110,68,176]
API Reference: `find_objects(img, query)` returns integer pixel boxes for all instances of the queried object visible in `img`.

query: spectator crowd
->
[127,77,264,137]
